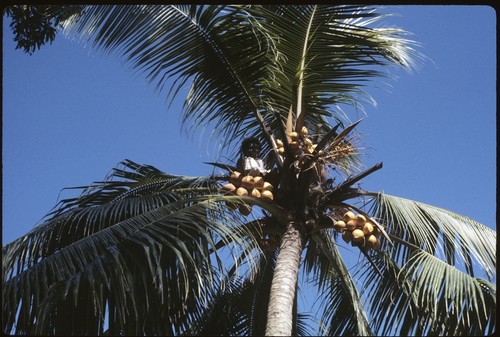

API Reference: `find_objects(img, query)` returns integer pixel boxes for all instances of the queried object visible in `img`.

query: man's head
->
[241,137,261,158]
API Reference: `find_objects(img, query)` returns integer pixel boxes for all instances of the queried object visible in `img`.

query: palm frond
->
[2,160,263,335]
[2,159,217,282]
[310,231,373,336]
[400,250,496,335]
[354,245,496,336]
[256,5,424,133]
[347,193,496,336]
[58,5,424,164]
[366,193,496,281]
[185,252,275,336]
[61,5,282,155]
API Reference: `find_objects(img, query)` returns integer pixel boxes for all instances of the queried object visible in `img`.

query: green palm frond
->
[61,5,282,154]
[2,160,262,335]
[348,193,496,335]
[185,252,275,336]
[2,159,217,282]
[187,250,315,336]
[367,193,496,280]
[58,5,423,163]
[355,249,496,336]
[400,250,496,335]
[310,231,373,336]
[255,5,423,132]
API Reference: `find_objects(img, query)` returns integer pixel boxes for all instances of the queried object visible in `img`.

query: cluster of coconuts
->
[275,126,318,157]
[222,171,274,215]
[334,211,381,251]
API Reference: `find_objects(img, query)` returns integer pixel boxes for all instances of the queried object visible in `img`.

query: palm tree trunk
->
[265,221,304,336]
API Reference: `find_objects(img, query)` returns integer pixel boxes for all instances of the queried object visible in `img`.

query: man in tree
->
[237,137,270,176]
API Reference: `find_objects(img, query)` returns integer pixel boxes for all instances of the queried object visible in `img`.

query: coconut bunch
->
[275,126,318,157]
[333,211,382,251]
[222,171,274,216]
[290,126,318,156]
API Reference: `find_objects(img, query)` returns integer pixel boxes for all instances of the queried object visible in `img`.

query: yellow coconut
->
[230,171,242,185]
[342,230,352,243]
[250,188,261,198]
[261,182,274,191]
[276,139,284,148]
[362,222,374,236]
[241,175,254,189]
[355,214,367,227]
[289,131,300,140]
[236,187,249,196]
[260,190,274,201]
[342,211,356,222]
[352,229,365,242]
[252,176,265,188]
[278,147,285,155]
[366,234,378,248]
[239,204,252,216]
[223,183,236,192]
[333,220,346,232]
[300,126,308,136]
[303,138,313,147]
[346,220,357,231]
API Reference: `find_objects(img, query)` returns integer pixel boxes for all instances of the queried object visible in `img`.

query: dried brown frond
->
[323,131,365,175]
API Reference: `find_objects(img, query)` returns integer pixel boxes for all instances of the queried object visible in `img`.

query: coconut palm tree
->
[3,5,496,336]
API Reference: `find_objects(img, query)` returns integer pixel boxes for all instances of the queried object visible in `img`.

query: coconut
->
[276,139,284,148]
[342,211,356,222]
[289,131,300,140]
[362,222,374,235]
[230,171,242,185]
[261,182,273,191]
[303,138,313,146]
[342,230,352,243]
[260,190,274,201]
[239,204,252,216]
[252,176,265,188]
[351,229,365,242]
[300,126,308,136]
[241,175,254,189]
[333,220,346,232]
[236,187,249,196]
[278,147,285,155]
[223,183,236,192]
[250,188,261,198]
[346,220,357,231]
[355,214,367,227]
[366,234,378,248]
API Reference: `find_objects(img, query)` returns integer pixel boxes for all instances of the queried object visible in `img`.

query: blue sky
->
[2,4,496,250]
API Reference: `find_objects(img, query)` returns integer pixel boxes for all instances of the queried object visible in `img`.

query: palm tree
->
[3,5,496,336]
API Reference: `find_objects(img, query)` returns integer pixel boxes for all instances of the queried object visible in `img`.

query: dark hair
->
[241,137,261,154]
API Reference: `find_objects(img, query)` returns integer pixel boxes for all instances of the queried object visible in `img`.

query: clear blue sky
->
[2,5,496,248]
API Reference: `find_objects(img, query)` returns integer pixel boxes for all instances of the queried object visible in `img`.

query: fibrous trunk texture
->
[265,221,304,336]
